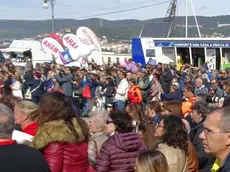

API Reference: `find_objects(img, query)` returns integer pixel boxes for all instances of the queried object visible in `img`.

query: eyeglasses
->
[106,120,114,125]
[203,128,228,138]
[156,123,164,128]
[211,82,217,85]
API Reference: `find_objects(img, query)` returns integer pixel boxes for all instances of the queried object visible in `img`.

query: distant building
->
[102,52,131,64]
[218,24,230,28]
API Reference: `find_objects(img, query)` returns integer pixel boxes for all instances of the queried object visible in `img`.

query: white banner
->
[206,49,216,70]
[77,27,102,65]
[41,37,64,57]
[62,33,78,49]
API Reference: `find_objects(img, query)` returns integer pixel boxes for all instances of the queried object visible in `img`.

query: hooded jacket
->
[29,118,89,172]
[96,132,147,172]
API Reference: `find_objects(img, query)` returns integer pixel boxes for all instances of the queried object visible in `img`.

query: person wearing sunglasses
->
[210,79,224,98]
[199,106,230,172]
[96,111,147,172]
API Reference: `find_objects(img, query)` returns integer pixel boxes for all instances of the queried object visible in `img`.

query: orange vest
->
[127,86,142,104]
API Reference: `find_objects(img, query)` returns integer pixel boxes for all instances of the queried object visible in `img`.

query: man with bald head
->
[195,78,208,95]
[200,106,230,172]
[0,103,50,172]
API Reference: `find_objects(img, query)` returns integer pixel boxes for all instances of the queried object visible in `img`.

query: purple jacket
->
[126,62,138,73]
[96,132,147,172]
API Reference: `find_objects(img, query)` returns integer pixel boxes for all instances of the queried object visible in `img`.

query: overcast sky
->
[0,0,228,20]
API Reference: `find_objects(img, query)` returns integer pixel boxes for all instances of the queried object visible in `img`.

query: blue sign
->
[155,42,230,48]
[60,49,73,65]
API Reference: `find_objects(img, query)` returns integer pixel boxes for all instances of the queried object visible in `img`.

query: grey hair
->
[0,104,15,139]
[211,106,230,132]
[89,110,108,130]
[196,78,203,84]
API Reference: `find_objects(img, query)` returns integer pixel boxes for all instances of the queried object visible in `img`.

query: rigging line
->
[60,1,170,19]
[56,0,160,9]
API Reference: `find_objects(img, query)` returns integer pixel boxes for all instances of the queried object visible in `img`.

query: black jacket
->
[217,153,230,172]
[104,86,115,105]
[160,69,173,93]
[24,70,34,82]
[0,143,50,172]
[190,118,215,171]
[24,79,44,97]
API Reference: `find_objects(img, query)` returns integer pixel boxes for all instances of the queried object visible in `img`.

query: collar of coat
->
[29,118,85,150]
[90,131,107,140]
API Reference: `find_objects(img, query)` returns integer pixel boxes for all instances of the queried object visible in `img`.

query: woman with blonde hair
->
[223,81,230,96]
[136,150,169,172]
[10,73,23,99]
[161,101,183,118]
[14,100,39,136]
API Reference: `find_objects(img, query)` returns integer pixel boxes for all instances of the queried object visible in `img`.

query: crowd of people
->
[0,58,229,172]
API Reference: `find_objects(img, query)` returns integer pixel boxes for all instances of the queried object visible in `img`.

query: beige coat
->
[88,131,108,166]
[158,143,187,172]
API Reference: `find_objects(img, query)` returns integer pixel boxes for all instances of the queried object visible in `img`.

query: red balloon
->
[48,33,64,47]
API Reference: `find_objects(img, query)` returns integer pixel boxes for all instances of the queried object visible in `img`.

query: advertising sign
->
[41,37,64,57]
[77,27,102,65]
[155,42,230,48]
[62,33,78,49]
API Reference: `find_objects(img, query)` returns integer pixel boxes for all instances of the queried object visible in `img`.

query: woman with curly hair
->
[155,115,188,172]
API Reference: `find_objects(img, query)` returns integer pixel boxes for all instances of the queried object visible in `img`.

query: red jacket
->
[30,118,90,172]
[22,123,39,136]
[43,142,89,172]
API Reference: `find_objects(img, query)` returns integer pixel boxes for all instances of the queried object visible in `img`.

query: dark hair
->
[191,101,210,117]
[37,92,88,142]
[0,95,22,111]
[185,85,195,94]
[146,101,162,113]
[128,78,136,85]
[153,73,161,80]
[161,115,188,154]
[107,78,114,86]
[120,70,127,78]
[109,111,134,133]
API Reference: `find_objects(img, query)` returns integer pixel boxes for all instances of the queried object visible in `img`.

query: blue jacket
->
[44,78,54,91]
[151,114,161,125]
[87,79,99,99]
[81,75,98,98]
[161,91,182,102]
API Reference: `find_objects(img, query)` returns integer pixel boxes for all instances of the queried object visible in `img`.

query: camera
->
[206,95,230,107]
[206,95,223,103]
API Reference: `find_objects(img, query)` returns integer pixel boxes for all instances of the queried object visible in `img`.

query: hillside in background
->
[0,15,229,40]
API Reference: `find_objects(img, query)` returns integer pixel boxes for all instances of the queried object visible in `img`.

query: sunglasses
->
[106,120,113,125]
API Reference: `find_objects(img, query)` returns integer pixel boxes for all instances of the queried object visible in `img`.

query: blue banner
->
[155,42,230,48]
[59,49,73,65]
